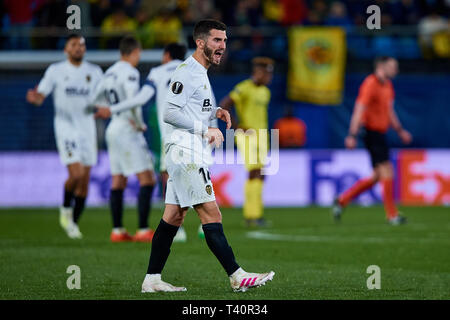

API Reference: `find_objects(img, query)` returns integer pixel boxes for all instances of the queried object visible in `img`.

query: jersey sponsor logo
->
[203,99,211,107]
[172,81,183,94]
[202,98,212,112]
[128,75,137,81]
[65,87,90,96]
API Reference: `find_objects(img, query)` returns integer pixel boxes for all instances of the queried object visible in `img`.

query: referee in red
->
[333,56,412,225]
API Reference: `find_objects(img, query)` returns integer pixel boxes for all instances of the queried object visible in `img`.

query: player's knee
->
[165,213,185,227]
[138,171,156,187]
[377,163,393,179]
[173,214,186,227]
[372,171,380,181]
[195,206,222,224]
[70,171,84,184]
[111,174,127,189]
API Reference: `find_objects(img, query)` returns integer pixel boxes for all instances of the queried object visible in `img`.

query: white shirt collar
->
[188,55,208,74]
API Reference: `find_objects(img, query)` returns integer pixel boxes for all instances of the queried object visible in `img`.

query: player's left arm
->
[389,102,412,144]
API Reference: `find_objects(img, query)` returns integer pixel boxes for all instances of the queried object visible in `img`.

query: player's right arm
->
[26,64,55,106]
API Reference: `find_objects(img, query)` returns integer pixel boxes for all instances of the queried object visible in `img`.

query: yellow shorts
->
[235,129,269,171]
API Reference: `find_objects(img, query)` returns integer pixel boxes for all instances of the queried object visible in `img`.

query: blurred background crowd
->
[0,0,449,153]
[1,0,449,57]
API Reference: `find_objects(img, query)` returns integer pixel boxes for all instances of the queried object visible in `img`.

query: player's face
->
[162,51,170,64]
[253,67,273,86]
[261,69,273,86]
[129,48,142,67]
[203,29,227,66]
[384,59,398,79]
[65,37,86,62]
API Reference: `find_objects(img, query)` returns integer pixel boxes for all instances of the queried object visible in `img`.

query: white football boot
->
[59,207,73,230]
[388,215,407,225]
[229,267,275,292]
[141,274,187,293]
[66,221,83,239]
[173,226,187,243]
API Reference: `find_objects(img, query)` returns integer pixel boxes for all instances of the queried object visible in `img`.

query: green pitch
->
[0,206,449,300]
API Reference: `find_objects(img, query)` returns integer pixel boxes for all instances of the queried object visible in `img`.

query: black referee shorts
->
[362,129,390,168]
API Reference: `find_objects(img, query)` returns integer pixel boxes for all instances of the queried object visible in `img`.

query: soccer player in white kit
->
[26,34,103,239]
[95,43,189,242]
[92,36,157,243]
[141,20,275,293]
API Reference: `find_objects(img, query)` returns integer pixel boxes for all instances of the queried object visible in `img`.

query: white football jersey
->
[145,59,182,140]
[164,55,217,162]
[102,61,144,129]
[37,60,103,133]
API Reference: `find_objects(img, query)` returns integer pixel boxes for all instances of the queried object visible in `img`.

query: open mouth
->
[214,51,223,58]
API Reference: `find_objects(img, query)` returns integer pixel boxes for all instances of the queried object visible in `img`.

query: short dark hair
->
[119,35,141,55]
[66,33,82,44]
[164,43,187,61]
[374,56,394,68]
[252,57,275,72]
[193,19,227,41]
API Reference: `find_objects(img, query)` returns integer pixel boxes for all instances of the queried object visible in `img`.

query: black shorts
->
[363,129,390,168]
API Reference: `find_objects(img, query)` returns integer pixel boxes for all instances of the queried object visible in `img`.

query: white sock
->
[145,274,161,282]
[138,228,149,233]
[230,267,245,278]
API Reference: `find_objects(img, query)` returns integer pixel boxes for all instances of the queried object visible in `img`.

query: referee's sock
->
[202,223,240,276]
[110,189,124,228]
[381,178,398,219]
[338,176,376,207]
[138,185,154,230]
[72,196,86,224]
[147,219,179,274]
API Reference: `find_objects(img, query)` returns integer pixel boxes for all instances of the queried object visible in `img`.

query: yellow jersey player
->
[220,57,274,227]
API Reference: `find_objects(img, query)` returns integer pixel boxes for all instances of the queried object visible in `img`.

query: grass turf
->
[0,206,449,300]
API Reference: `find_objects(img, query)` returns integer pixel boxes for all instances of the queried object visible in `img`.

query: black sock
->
[72,196,86,223]
[138,185,154,229]
[110,189,124,228]
[147,219,179,274]
[202,223,240,276]
[63,189,74,208]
